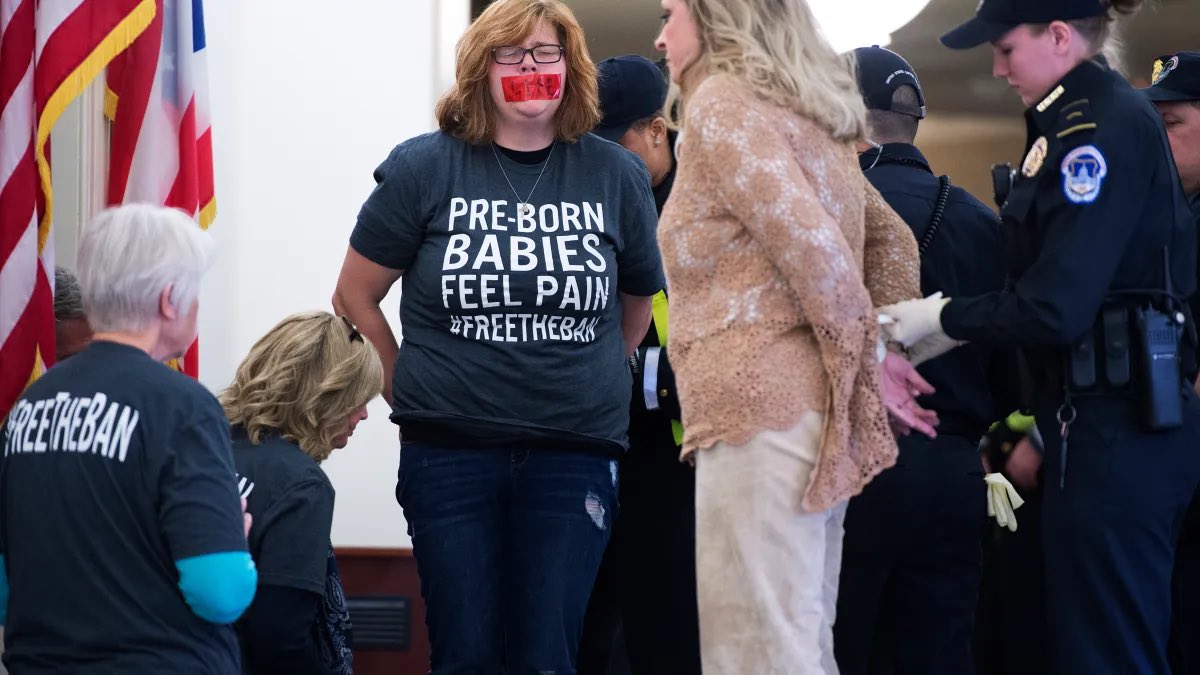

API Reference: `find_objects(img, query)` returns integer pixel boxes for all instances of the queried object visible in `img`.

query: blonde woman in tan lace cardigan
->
[654,0,930,672]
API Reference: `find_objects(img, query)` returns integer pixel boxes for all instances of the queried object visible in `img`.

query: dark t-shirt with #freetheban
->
[0,341,248,674]
[232,428,352,675]
[233,430,334,596]
[351,131,665,453]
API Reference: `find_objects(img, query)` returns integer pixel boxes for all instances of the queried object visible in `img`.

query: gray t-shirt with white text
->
[351,131,664,452]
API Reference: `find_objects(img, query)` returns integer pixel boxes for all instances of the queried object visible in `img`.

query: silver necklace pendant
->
[492,143,555,221]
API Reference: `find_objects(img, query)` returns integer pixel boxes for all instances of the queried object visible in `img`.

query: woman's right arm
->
[332,247,403,405]
[336,141,424,406]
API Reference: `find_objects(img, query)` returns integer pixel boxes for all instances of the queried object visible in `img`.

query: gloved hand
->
[877,292,952,347]
[907,331,965,366]
[984,473,1025,532]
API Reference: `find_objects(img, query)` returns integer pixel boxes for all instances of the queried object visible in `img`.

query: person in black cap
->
[881,2,1200,674]
[833,45,1015,675]
[1143,50,1200,675]
[1144,52,1200,317]
[592,55,677,210]
[578,55,699,675]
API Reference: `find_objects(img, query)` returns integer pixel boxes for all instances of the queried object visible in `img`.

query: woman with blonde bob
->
[332,0,663,671]
[223,311,383,675]
[654,0,933,671]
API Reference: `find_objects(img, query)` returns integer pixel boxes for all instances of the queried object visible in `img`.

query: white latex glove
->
[984,473,1026,532]
[877,292,951,347]
[907,331,966,367]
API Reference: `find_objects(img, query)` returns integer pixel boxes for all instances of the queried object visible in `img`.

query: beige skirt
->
[694,410,846,675]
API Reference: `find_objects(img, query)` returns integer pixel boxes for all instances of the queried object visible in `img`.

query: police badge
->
[1022,137,1048,177]
[1152,56,1179,86]
[1061,145,1107,204]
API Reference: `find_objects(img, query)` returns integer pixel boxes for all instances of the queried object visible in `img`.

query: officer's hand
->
[1006,437,1042,493]
[878,293,951,347]
[908,331,965,366]
[879,352,938,438]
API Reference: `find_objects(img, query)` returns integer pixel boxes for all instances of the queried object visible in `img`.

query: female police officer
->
[879,1,1200,673]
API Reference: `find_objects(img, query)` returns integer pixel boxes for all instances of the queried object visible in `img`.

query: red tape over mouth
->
[501,74,562,102]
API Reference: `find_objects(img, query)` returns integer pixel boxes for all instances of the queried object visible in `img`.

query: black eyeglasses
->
[340,315,363,343]
[491,44,564,65]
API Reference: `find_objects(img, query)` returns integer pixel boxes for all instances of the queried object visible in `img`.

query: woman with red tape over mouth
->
[332,0,665,673]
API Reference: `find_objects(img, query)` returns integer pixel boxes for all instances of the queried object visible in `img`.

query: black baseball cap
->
[1142,52,1200,103]
[940,0,1109,50]
[595,55,668,143]
[853,46,926,119]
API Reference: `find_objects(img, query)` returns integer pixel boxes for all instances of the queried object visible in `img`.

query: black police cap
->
[1142,52,1200,104]
[853,46,926,119]
[594,55,668,144]
[941,0,1109,50]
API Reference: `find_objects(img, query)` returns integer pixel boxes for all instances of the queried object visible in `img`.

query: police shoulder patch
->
[1060,145,1107,204]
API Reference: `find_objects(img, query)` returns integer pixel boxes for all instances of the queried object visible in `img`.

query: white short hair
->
[77,204,215,333]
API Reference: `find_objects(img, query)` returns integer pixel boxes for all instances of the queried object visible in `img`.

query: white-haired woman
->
[653,0,932,671]
[223,311,383,675]
[0,204,255,673]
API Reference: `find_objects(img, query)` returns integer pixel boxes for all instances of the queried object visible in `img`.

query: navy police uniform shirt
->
[861,143,1016,437]
[1190,193,1200,327]
[0,341,248,674]
[941,58,1197,395]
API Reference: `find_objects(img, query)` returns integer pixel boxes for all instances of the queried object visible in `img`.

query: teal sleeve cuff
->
[175,551,257,624]
[0,555,8,625]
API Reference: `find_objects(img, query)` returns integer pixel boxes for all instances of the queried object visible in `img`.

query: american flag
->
[0,0,155,418]
[106,0,215,377]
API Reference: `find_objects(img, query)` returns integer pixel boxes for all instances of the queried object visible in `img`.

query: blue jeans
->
[397,442,618,675]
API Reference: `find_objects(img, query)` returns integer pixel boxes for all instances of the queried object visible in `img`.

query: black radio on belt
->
[1133,302,1184,430]
[1133,248,1185,430]
[1065,248,1185,430]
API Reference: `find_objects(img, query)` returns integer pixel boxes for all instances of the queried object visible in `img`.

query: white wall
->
[200,0,469,548]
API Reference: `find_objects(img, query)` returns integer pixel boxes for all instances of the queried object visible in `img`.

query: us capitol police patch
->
[1060,145,1107,204]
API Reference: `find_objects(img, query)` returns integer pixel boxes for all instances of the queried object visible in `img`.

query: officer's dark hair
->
[865,85,920,144]
[629,111,665,133]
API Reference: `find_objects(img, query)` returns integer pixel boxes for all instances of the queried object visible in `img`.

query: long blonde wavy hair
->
[221,311,383,462]
[666,0,867,142]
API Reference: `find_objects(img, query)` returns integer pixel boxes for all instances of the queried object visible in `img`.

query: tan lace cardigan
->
[659,74,921,511]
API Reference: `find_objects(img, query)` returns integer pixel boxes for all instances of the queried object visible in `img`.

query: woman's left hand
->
[879,352,938,438]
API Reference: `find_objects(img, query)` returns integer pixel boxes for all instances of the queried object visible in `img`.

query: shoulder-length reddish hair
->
[435,0,600,144]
